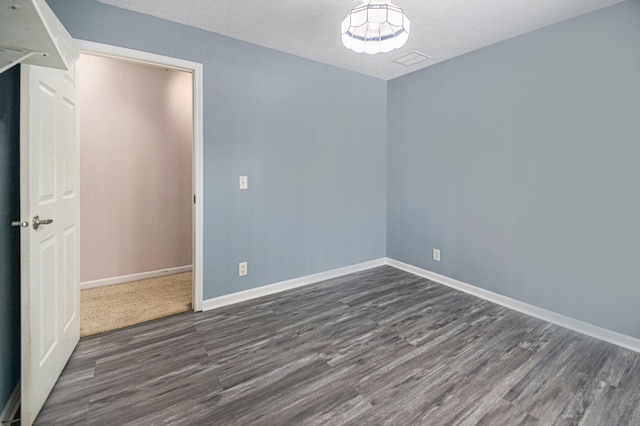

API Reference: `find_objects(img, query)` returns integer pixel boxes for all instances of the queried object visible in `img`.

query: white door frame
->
[76,40,204,311]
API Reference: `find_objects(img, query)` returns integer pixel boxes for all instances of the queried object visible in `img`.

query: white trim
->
[1,382,20,423]
[75,40,204,311]
[80,265,193,290]
[385,258,640,353]
[202,258,387,311]
[75,40,198,72]
[191,59,204,312]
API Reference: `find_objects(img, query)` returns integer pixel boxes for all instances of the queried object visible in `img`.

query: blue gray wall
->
[0,65,21,413]
[46,0,387,299]
[46,0,640,340]
[388,0,640,338]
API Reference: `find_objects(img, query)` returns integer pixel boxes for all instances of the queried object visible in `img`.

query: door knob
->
[32,215,53,230]
[11,220,29,228]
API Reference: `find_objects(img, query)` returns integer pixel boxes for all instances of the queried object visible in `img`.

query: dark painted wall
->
[0,65,21,412]
[388,0,640,338]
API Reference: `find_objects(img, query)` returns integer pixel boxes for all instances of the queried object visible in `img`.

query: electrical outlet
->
[433,248,441,262]
[239,261,248,276]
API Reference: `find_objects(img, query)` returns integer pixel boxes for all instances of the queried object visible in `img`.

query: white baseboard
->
[202,258,387,311]
[386,258,640,354]
[200,256,640,353]
[1,382,20,423]
[81,265,193,290]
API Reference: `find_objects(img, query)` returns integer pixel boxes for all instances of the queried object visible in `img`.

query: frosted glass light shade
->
[341,0,410,55]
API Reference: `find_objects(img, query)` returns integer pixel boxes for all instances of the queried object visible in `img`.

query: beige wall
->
[79,54,193,282]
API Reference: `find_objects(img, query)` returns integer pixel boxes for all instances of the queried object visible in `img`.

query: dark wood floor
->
[36,266,640,425]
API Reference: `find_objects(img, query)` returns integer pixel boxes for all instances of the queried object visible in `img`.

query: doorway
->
[76,41,204,336]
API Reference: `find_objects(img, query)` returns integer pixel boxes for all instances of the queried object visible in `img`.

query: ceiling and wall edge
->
[94,0,628,80]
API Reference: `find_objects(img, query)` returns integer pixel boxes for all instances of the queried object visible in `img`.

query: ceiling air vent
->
[392,51,431,67]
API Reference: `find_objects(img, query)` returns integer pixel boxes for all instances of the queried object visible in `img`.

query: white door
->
[20,61,80,426]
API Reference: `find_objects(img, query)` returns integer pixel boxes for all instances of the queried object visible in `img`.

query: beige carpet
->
[81,272,192,337]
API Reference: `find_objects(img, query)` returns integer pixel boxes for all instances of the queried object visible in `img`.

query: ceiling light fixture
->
[341,0,411,55]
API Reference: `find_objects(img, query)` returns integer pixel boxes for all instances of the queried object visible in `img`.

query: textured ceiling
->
[97,0,627,80]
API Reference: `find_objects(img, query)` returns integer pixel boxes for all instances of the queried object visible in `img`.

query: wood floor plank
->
[35,266,640,425]
[579,355,640,426]
[476,399,539,425]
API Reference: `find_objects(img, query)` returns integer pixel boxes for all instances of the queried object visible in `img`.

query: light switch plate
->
[239,176,248,189]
